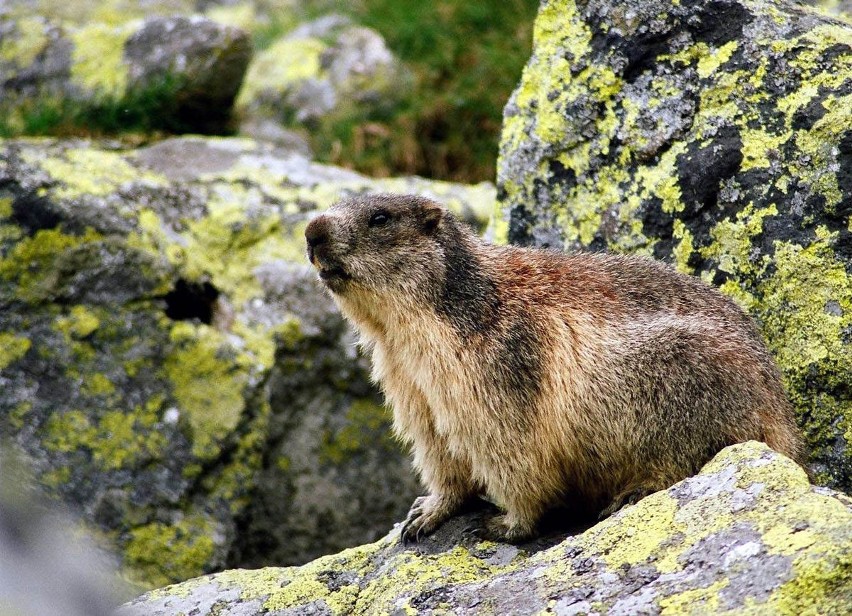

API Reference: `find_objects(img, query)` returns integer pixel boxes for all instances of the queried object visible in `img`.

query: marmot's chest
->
[380,331,490,433]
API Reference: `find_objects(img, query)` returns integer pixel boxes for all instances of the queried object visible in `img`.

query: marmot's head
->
[305,194,451,296]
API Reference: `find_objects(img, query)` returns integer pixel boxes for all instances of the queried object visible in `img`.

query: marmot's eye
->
[369,210,391,227]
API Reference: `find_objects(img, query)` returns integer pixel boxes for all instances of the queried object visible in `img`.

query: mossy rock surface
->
[497,0,852,493]
[118,442,852,615]
[0,136,494,588]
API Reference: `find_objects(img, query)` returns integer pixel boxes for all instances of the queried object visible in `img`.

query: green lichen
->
[41,465,72,489]
[5,0,197,26]
[125,512,217,589]
[0,332,31,369]
[8,401,32,430]
[81,372,117,397]
[0,196,12,219]
[203,398,271,512]
[204,3,258,33]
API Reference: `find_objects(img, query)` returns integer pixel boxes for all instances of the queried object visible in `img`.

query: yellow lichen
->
[69,21,134,98]
[700,203,778,277]
[33,148,165,200]
[740,128,793,171]
[0,332,31,369]
[696,40,738,79]
[43,400,165,471]
[237,36,325,108]
[125,512,218,589]
[56,305,101,339]
[81,372,117,397]
[659,579,727,614]
[0,227,102,303]
[672,220,695,274]
[0,17,50,67]
[590,492,681,569]
[163,322,249,460]
[0,197,12,219]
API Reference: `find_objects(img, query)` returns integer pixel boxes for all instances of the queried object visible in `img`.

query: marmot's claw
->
[400,517,427,544]
[399,495,454,545]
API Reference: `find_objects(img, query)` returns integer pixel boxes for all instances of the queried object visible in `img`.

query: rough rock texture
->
[0,136,494,588]
[0,14,251,134]
[497,0,852,492]
[236,14,411,126]
[119,442,852,615]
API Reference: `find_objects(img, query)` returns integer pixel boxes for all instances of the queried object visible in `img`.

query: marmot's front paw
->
[477,513,536,544]
[400,495,455,544]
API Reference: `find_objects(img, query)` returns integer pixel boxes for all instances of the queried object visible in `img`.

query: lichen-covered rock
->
[497,0,852,493]
[0,136,494,588]
[118,442,852,615]
[236,14,411,126]
[1,14,251,134]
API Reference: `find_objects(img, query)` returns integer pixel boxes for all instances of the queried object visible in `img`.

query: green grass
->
[0,74,228,139]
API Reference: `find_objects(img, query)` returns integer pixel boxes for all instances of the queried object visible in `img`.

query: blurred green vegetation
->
[1,1,538,183]
[298,0,539,182]
[0,76,190,140]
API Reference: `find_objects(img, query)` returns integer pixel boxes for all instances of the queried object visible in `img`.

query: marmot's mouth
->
[318,265,351,283]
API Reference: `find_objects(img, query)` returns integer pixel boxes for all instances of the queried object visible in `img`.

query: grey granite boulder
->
[0,136,494,588]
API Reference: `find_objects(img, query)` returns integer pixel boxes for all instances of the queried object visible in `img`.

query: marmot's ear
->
[421,203,444,234]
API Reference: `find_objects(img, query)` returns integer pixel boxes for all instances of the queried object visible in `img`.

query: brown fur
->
[304,194,803,542]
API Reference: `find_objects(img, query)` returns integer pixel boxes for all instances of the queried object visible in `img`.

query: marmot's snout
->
[305,214,351,288]
[305,214,331,265]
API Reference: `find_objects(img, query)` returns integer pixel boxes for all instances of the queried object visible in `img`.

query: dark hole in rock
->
[164,279,220,324]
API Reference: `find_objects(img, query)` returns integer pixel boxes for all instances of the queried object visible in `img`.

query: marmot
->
[304,193,803,543]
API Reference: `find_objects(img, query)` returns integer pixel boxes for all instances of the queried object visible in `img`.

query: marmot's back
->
[306,194,803,542]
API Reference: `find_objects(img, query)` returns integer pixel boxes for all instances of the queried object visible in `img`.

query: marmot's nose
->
[305,215,331,248]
